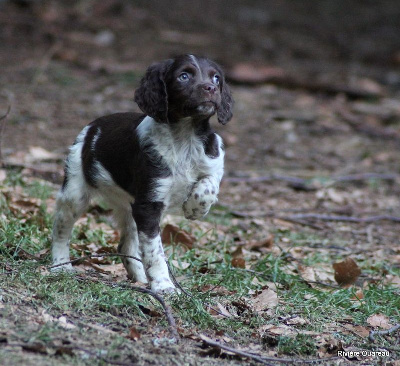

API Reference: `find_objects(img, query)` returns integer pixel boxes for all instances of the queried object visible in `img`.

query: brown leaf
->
[251,288,278,312]
[367,314,393,329]
[342,324,370,338]
[332,258,361,286]
[161,224,195,249]
[231,257,246,268]
[247,235,274,251]
[351,289,364,300]
[128,327,141,341]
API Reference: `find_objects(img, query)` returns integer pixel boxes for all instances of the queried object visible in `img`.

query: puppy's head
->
[134,54,233,125]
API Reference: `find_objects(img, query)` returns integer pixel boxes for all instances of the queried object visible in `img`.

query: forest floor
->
[0,1,400,365]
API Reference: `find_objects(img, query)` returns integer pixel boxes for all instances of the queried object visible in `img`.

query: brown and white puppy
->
[51,54,233,293]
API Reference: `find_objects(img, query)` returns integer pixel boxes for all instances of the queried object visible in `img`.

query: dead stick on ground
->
[166,261,232,319]
[200,335,339,364]
[282,213,400,223]
[48,253,143,270]
[224,172,399,186]
[369,324,400,343]
[230,210,400,224]
[110,282,179,340]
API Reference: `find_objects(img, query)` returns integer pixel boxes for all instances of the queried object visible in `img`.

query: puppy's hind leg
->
[115,207,147,283]
[51,175,89,272]
[52,126,93,272]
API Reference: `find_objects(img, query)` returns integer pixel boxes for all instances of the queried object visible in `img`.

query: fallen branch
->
[369,324,400,343]
[282,213,400,223]
[224,172,399,187]
[200,335,339,364]
[106,281,179,340]
[229,210,400,225]
[48,253,142,270]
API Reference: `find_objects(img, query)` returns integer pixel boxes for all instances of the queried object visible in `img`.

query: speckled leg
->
[183,176,219,220]
[51,187,89,272]
[131,201,175,293]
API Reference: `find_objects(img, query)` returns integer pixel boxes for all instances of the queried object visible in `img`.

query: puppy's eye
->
[178,72,190,82]
[212,74,220,85]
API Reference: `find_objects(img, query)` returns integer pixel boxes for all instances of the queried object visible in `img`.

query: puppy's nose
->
[202,83,217,94]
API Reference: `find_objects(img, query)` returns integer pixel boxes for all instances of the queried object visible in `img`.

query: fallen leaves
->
[367,314,393,329]
[333,257,361,286]
[161,224,195,249]
[251,288,278,313]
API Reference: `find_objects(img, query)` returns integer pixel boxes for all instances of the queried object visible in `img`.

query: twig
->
[282,213,400,223]
[369,324,400,343]
[0,104,11,165]
[48,253,143,270]
[200,335,339,364]
[224,172,399,186]
[110,282,179,340]
[166,261,232,319]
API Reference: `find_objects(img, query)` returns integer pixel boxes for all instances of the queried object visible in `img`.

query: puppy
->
[51,54,233,293]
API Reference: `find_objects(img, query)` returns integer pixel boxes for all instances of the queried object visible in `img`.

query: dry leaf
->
[259,324,296,337]
[128,327,141,341]
[171,260,190,270]
[247,235,274,250]
[341,324,370,338]
[351,289,364,300]
[231,257,246,268]
[161,224,195,249]
[333,257,361,286]
[251,288,278,312]
[367,314,393,329]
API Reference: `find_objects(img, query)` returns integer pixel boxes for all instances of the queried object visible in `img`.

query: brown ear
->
[134,60,173,123]
[217,77,234,125]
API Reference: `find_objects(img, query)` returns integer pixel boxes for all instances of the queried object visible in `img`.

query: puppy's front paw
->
[50,263,75,273]
[151,278,177,294]
[183,183,217,220]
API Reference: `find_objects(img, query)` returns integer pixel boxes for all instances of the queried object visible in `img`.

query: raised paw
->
[183,181,217,220]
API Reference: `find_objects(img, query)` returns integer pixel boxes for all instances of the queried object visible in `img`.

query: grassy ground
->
[1,171,399,365]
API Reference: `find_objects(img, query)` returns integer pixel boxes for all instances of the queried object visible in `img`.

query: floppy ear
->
[217,78,234,125]
[134,60,172,123]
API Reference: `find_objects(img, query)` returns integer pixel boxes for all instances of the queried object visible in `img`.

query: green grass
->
[1,173,399,363]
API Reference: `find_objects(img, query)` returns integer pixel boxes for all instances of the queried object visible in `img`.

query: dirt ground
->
[1,1,400,365]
